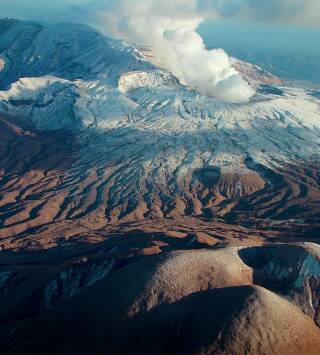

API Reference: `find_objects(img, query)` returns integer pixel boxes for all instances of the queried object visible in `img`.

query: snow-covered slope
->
[0,18,152,89]
[0,19,320,235]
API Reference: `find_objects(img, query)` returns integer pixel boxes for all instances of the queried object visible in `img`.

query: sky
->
[199,20,320,52]
[198,19,320,84]
[1,0,320,27]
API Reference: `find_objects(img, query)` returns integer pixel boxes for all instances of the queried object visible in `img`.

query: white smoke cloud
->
[162,28,254,102]
[83,0,255,103]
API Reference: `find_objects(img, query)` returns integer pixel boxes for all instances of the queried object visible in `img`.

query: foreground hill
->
[0,243,320,354]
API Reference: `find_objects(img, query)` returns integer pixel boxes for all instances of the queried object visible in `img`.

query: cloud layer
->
[2,0,320,26]
[204,0,320,26]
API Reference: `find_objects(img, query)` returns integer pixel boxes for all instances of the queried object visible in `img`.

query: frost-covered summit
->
[0,19,319,163]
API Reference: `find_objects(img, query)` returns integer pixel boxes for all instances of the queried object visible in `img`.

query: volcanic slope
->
[0,18,320,245]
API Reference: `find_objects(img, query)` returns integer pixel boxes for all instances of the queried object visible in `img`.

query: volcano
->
[0,18,320,354]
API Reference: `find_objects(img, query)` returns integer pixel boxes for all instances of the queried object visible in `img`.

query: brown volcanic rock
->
[0,115,78,239]
[194,166,266,199]
[217,170,266,198]
[3,286,319,355]
[0,112,320,244]
[233,59,284,86]
[129,286,320,355]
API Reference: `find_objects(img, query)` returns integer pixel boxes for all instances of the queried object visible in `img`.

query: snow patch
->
[294,255,320,288]
[118,70,178,93]
[0,271,11,289]
[0,58,5,72]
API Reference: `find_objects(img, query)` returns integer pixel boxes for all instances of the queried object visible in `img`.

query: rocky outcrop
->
[233,59,284,86]
[239,243,320,326]
[43,259,115,309]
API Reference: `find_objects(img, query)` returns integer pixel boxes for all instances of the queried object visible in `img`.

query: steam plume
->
[87,0,255,103]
